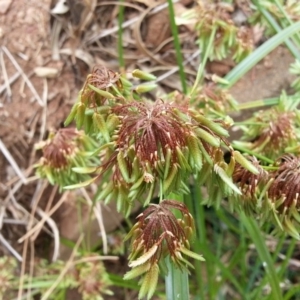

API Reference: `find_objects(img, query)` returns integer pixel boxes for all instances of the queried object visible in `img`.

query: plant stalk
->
[165,193,190,300]
[165,256,189,300]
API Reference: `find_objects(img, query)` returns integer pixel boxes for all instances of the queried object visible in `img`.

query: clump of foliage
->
[35,66,261,298]
[29,1,300,299]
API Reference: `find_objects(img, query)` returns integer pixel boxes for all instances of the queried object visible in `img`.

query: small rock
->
[34,67,60,78]
[0,0,12,14]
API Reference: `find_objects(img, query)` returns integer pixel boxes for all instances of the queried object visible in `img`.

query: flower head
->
[113,100,189,164]
[238,105,298,159]
[77,255,112,300]
[232,156,269,214]
[95,98,239,214]
[252,111,296,156]
[233,26,254,61]
[267,154,300,239]
[192,1,254,61]
[124,200,204,300]
[269,154,300,208]
[35,255,112,300]
[194,82,237,113]
[195,1,236,61]
[0,256,17,298]
[41,128,78,169]
[35,128,96,187]
[81,65,122,107]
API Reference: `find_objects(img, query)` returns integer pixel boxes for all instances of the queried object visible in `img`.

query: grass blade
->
[240,212,283,300]
[167,0,187,94]
[224,21,300,88]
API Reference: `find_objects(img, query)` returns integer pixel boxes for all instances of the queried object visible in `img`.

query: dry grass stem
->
[0,139,27,184]
[27,241,35,300]
[50,19,62,61]
[0,48,12,98]
[18,191,70,243]
[155,49,201,84]
[2,46,44,106]
[278,253,300,267]
[74,255,119,265]
[39,78,48,141]
[86,1,176,44]
[40,234,84,300]
[2,219,27,225]
[4,166,34,187]
[0,71,21,94]
[18,237,28,300]
[36,207,60,262]
[0,233,23,262]
[80,188,108,254]
[133,2,172,66]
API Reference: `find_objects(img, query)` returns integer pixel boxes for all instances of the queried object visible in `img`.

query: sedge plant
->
[35,65,260,299]
[33,2,300,299]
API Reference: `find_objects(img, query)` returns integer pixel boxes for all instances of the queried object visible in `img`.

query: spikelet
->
[93,113,110,143]
[76,102,86,129]
[187,134,203,170]
[117,151,130,182]
[64,102,79,126]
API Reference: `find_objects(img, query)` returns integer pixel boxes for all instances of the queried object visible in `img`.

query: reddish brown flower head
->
[124,200,204,299]
[252,111,296,155]
[42,128,79,169]
[81,66,121,107]
[197,82,236,112]
[128,200,194,267]
[233,156,268,198]
[88,65,121,89]
[113,100,190,165]
[269,154,300,208]
[236,26,254,49]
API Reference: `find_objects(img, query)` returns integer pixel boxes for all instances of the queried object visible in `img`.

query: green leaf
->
[135,83,157,94]
[214,164,242,195]
[232,151,259,174]
[88,84,115,99]
[71,167,97,174]
[224,21,300,88]
[64,102,79,126]
[240,213,283,300]
[138,263,159,300]
[64,177,97,189]
[123,262,151,280]
[132,69,157,81]
[180,247,205,261]
[129,245,158,268]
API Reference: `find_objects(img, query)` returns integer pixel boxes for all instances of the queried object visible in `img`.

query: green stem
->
[184,192,205,299]
[165,193,189,300]
[253,0,300,60]
[236,97,280,110]
[232,143,274,164]
[118,0,125,68]
[271,0,300,49]
[190,26,217,97]
[167,0,187,94]
[165,256,189,300]
[191,181,215,299]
